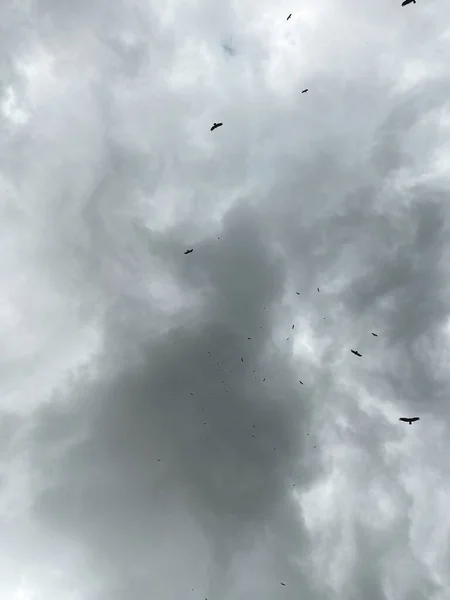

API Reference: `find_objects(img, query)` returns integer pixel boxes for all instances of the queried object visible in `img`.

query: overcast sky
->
[1,0,450,598]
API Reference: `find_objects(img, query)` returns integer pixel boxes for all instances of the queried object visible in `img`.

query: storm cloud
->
[1,0,450,599]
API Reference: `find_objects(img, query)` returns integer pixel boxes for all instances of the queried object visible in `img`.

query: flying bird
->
[210,122,223,131]
[351,349,362,357]
[399,417,420,424]
[296,292,300,295]
[372,333,378,337]
[302,89,308,93]
[292,324,295,329]
[299,380,303,385]
[280,582,286,587]
[317,288,320,292]
[241,357,244,363]
[184,248,193,255]
[286,14,292,20]
[401,0,416,5]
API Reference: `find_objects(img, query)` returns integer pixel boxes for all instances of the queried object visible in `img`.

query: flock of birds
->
[182,4,426,596]
[185,4,422,432]
[183,282,420,427]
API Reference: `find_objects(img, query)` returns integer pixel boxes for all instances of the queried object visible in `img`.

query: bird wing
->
[399,418,409,422]
[411,417,420,422]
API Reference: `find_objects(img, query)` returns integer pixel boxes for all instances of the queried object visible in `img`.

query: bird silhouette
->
[302,89,308,93]
[210,122,223,131]
[372,333,378,337]
[399,417,420,424]
[184,248,193,255]
[286,14,292,20]
[401,0,416,5]
[351,349,362,357]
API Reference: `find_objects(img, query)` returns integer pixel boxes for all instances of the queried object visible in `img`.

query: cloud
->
[1,0,450,598]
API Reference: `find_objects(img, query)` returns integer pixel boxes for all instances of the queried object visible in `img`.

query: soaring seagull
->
[184,248,193,255]
[210,122,223,131]
[401,0,416,6]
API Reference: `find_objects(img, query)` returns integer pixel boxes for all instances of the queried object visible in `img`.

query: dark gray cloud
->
[30,202,316,600]
[2,0,450,599]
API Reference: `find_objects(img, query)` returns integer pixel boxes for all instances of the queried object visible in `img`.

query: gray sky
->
[1,0,450,598]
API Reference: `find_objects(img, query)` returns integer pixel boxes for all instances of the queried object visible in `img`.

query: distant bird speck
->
[302,89,308,93]
[292,324,295,329]
[210,122,223,131]
[317,288,320,292]
[247,337,252,340]
[280,582,286,586]
[184,248,193,255]
[286,14,292,20]
[299,380,303,385]
[372,332,378,337]
[296,292,300,295]
[399,417,420,424]
[351,349,362,357]
[241,357,244,363]
[221,42,236,56]
[401,0,416,5]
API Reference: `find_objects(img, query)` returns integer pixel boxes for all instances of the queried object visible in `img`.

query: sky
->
[1,0,450,598]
